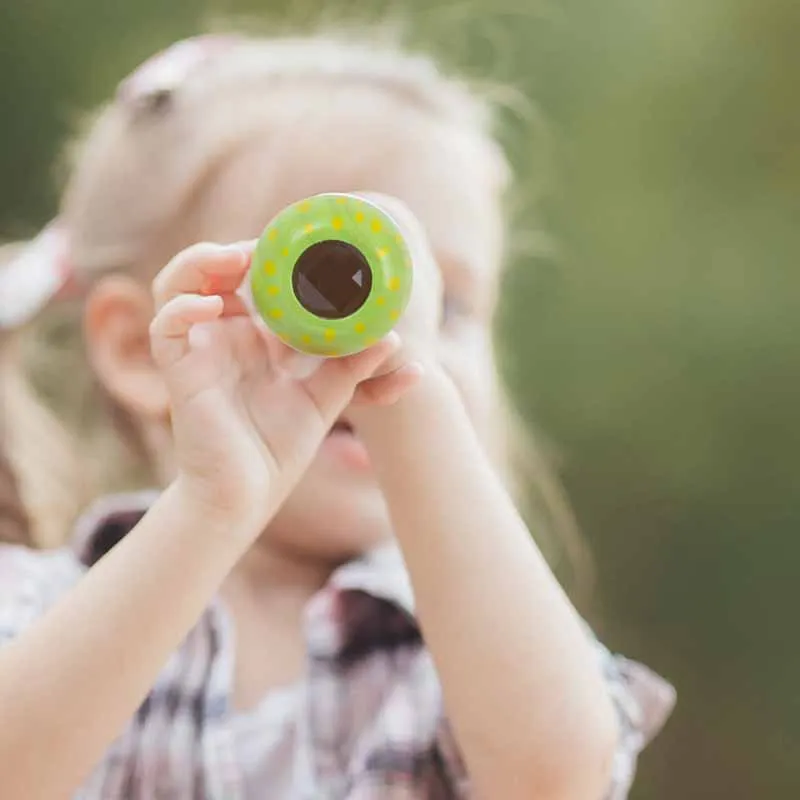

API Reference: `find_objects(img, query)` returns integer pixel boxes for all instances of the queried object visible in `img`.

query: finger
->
[152,241,255,312]
[352,362,425,406]
[257,330,316,375]
[218,292,250,318]
[303,333,402,421]
[149,294,223,369]
[249,325,323,379]
[281,350,325,380]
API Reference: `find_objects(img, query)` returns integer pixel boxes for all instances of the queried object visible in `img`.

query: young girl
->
[0,33,675,799]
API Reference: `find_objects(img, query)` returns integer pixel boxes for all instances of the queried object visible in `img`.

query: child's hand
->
[149,242,401,535]
[348,193,445,406]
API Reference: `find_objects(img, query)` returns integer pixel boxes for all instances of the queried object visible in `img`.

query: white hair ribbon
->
[0,223,71,330]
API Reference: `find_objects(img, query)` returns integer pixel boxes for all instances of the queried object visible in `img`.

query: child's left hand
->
[349,193,445,405]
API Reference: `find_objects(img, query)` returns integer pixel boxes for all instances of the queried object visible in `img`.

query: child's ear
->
[84,275,170,420]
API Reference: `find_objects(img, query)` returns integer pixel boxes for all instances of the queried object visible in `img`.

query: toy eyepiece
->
[292,240,372,320]
[250,193,413,357]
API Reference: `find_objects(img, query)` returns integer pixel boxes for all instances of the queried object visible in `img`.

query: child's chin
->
[271,467,392,556]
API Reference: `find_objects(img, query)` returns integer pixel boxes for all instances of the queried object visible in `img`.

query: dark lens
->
[292,240,373,319]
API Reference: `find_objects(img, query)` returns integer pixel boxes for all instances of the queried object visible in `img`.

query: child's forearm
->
[0,480,255,800]
[355,368,619,800]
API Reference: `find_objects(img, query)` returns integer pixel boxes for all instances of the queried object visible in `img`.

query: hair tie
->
[0,223,72,330]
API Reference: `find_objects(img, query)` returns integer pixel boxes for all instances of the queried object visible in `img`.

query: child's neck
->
[221,543,334,712]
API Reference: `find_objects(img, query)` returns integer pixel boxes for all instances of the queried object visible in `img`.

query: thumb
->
[301,332,402,422]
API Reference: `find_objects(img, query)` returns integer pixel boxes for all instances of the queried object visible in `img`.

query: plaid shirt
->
[0,491,675,799]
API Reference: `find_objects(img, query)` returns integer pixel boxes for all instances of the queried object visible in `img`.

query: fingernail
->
[230,239,257,251]
[384,331,402,350]
[284,352,325,380]
[219,241,254,260]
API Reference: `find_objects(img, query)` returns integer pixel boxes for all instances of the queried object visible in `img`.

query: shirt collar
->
[70,491,420,663]
[70,490,159,566]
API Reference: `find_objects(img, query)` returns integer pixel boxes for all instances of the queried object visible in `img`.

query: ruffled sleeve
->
[435,634,675,799]
[594,640,676,799]
[0,492,156,645]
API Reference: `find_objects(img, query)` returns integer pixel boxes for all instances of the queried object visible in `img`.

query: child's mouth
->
[330,419,354,435]
[324,417,371,471]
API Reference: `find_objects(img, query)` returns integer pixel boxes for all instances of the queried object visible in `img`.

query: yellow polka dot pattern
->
[250,193,413,357]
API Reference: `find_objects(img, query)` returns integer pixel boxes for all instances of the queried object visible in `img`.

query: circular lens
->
[292,240,373,320]
[250,193,413,356]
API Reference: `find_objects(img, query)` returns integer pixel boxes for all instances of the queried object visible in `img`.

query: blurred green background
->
[1,1,798,797]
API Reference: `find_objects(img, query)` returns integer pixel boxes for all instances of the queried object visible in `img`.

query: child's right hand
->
[149,241,406,538]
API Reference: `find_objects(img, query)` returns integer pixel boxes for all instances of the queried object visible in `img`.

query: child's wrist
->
[171,474,268,544]
[354,361,460,442]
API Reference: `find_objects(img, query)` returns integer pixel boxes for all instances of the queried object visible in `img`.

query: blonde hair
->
[0,245,86,548]
[61,33,507,273]
[29,29,590,590]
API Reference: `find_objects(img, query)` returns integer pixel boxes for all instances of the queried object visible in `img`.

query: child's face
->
[86,85,508,563]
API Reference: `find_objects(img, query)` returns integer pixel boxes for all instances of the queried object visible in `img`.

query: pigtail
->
[0,349,85,549]
[0,242,84,549]
[0,391,31,547]
[0,242,33,547]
